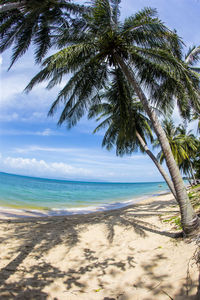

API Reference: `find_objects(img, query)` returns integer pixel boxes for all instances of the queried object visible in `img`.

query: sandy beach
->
[0,193,199,300]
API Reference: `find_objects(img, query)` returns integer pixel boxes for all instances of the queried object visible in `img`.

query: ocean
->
[0,172,169,215]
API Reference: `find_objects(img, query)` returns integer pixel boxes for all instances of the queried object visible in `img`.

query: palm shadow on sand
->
[0,198,199,299]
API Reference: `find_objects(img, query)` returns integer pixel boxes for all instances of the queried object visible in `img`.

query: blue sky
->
[0,0,199,182]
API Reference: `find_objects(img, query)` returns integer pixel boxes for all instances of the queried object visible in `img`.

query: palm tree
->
[0,0,84,67]
[88,68,177,198]
[185,46,200,134]
[25,0,200,234]
[177,125,199,185]
[193,143,200,180]
[154,120,199,185]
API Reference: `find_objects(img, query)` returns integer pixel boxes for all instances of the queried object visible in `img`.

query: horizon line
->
[0,171,167,185]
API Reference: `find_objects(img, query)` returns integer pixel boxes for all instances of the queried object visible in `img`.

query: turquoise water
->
[0,172,169,215]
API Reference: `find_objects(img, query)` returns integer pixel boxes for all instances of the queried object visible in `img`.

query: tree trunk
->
[0,1,26,13]
[135,131,177,199]
[115,53,199,235]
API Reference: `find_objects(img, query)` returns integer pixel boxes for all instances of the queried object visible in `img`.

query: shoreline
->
[0,191,198,299]
[0,189,170,219]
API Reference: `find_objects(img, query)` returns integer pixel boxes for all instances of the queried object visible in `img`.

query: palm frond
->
[185,45,200,66]
[90,0,114,32]
[47,61,108,128]
[25,42,98,92]
[88,67,154,156]
[0,0,85,66]
[122,7,172,49]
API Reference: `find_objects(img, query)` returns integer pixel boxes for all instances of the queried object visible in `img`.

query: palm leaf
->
[185,45,200,66]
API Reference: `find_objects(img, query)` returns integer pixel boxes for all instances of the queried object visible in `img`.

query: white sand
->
[0,193,199,299]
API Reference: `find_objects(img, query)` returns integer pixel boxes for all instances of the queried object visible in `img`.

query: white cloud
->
[13,145,150,165]
[0,75,28,103]
[0,50,70,124]
[0,55,2,65]
[0,144,165,182]
[0,112,19,122]
[0,69,57,123]
[0,128,65,136]
[14,145,79,154]
[35,128,62,136]
[0,155,92,179]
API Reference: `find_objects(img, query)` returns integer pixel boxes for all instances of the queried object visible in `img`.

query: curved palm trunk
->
[115,54,199,235]
[135,131,177,199]
[0,1,26,13]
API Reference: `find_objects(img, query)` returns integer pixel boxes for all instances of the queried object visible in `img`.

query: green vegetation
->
[163,216,182,231]
[163,187,200,230]
[191,184,200,189]
[189,190,200,210]
[0,0,84,67]
[154,119,200,185]
[94,288,102,292]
